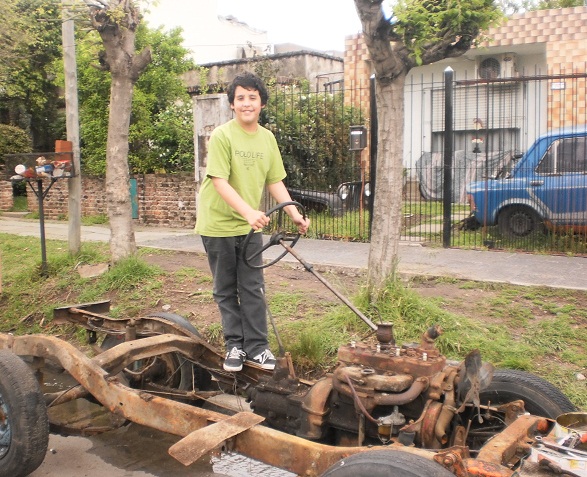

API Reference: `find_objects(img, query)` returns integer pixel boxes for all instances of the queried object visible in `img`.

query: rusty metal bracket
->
[169,411,265,466]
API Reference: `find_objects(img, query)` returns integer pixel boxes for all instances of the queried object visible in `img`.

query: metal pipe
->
[278,240,378,331]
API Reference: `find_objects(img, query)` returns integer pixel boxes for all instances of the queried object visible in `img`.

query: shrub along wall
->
[22,173,197,228]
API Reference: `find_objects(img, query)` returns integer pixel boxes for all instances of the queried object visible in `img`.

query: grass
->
[1,233,585,409]
[10,195,28,212]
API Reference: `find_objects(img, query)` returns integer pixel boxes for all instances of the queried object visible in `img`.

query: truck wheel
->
[464,369,576,450]
[0,350,49,477]
[320,449,454,476]
[102,312,212,392]
[498,206,544,237]
[482,369,576,416]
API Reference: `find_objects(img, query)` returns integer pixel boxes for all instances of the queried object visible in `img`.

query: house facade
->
[343,6,587,172]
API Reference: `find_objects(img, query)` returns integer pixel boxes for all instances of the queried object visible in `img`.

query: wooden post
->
[62,3,82,255]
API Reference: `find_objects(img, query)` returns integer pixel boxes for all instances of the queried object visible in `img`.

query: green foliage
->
[0,234,110,333]
[10,196,28,211]
[0,124,32,156]
[0,0,64,150]
[99,256,162,292]
[81,214,109,225]
[393,0,504,64]
[77,25,196,174]
[263,82,366,190]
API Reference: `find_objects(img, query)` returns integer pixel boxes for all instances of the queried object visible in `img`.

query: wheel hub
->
[511,212,532,235]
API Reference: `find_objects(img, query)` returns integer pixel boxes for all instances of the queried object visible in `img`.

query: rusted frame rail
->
[0,332,548,477]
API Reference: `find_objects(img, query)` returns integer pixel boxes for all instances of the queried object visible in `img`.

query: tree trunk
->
[89,1,151,263]
[367,76,405,294]
[105,71,136,262]
[353,0,409,296]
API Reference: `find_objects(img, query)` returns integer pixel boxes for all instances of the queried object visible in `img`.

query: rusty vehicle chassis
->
[0,301,554,477]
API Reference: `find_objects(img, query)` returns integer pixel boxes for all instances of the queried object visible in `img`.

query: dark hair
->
[227,72,269,106]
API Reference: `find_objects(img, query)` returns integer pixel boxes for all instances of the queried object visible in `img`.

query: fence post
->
[443,67,454,248]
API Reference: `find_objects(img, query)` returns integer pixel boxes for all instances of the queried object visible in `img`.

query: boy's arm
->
[267,181,310,234]
[210,177,269,231]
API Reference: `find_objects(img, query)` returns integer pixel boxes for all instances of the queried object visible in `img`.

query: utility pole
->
[62,2,82,254]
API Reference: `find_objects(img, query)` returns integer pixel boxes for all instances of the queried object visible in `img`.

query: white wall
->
[403,47,547,174]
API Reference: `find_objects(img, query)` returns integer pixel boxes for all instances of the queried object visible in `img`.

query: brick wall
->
[135,174,196,228]
[0,183,13,211]
[23,173,197,228]
[476,6,587,130]
[0,165,13,211]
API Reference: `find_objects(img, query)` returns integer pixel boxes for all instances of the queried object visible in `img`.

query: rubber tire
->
[320,449,454,477]
[102,312,211,392]
[0,350,49,477]
[498,206,543,237]
[481,369,577,417]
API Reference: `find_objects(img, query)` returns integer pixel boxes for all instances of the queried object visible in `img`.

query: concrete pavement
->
[1,215,587,290]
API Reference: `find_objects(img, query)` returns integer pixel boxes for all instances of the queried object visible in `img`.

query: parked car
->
[466,126,587,237]
[286,181,371,217]
[287,187,344,216]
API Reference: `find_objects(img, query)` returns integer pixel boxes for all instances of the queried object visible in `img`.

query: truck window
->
[536,137,587,174]
[537,142,556,174]
[558,137,587,173]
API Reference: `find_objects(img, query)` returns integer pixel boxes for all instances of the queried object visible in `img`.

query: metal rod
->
[442,67,454,248]
[278,240,378,331]
[37,179,48,277]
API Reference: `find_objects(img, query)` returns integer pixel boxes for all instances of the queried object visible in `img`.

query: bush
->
[263,83,367,190]
[0,124,32,157]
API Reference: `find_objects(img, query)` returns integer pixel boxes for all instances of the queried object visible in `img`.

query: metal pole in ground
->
[442,67,454,248]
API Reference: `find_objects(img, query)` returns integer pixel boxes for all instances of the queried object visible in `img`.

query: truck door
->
[534,136,587,227]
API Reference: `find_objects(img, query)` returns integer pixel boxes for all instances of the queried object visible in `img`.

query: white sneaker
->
[223,347,246,372]
[249,349,276,370]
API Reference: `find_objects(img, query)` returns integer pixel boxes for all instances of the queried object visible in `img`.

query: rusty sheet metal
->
[461,458,517,477]
[53,300,112,321]
[169,411,265,466]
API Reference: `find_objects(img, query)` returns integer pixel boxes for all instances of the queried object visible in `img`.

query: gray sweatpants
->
[201,234,268,358]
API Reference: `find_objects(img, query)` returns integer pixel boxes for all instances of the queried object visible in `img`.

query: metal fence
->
[262,81,373,242]
[418,67,587,256]
[266,66,587,256]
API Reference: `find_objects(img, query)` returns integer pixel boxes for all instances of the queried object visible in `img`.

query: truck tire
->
[320,449,454,477]
[464,368,576,450]
[498,206,544,237]
[102,312,211,392]
[482,369,576,416]
[0,350,49,477]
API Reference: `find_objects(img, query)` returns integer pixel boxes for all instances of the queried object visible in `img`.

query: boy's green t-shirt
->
[195,119,286,237]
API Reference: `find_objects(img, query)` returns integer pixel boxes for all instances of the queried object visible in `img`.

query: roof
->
[199,49,343,68]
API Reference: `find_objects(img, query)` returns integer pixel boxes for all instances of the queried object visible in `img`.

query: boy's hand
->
[245,210,270,231]
[291,213,310,234]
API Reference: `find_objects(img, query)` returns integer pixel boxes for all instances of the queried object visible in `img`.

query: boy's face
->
[231,85,264,130]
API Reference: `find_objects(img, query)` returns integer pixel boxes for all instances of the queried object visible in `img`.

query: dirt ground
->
[137,249,523,332]
[139,249,368,332]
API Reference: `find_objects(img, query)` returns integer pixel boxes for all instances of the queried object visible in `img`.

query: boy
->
[195,72,310,372]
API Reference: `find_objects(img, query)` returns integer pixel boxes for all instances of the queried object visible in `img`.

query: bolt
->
[443,455,455,466]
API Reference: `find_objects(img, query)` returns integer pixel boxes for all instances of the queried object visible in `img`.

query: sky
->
[144,0,364,52]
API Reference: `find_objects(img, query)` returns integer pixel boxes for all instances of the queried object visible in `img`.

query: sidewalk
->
[1,215,586,290]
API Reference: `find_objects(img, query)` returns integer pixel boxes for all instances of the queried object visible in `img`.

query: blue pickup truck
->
[466,126,587,237]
